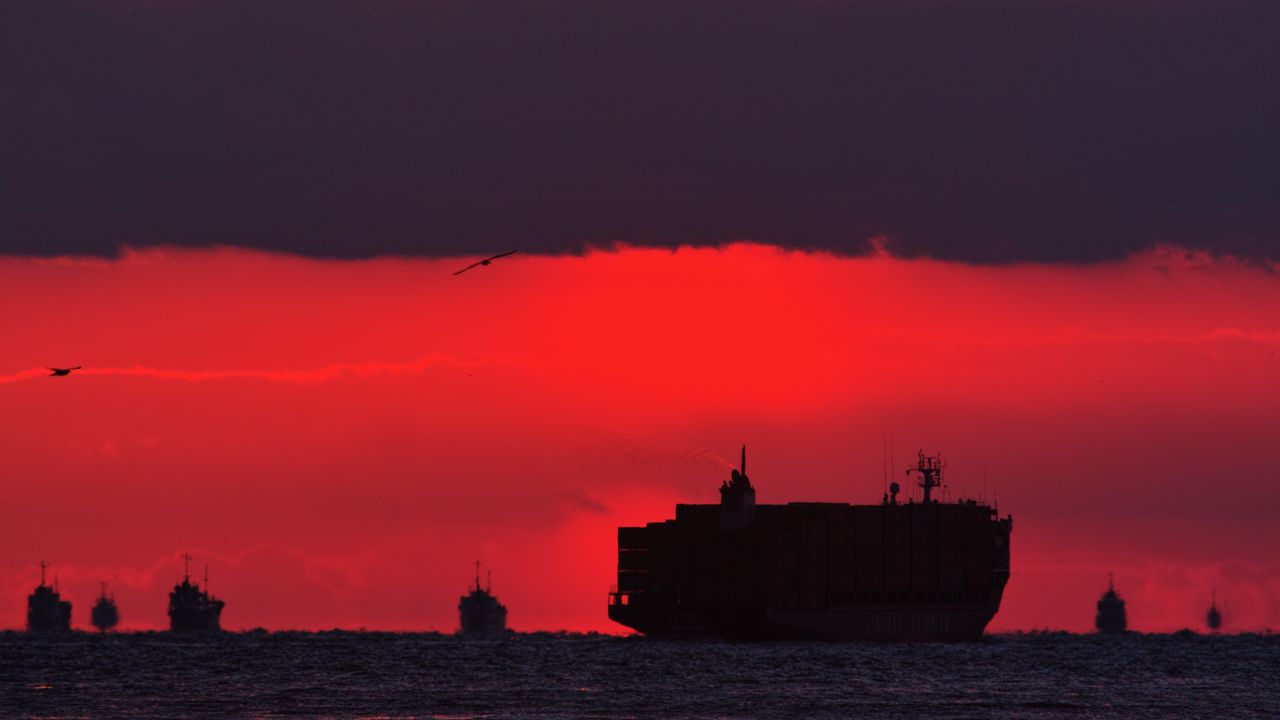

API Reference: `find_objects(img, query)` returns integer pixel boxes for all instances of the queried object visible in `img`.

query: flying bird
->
[453,250,517,275]
[48,366,82,377]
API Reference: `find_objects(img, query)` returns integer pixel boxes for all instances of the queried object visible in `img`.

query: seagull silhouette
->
[453,250,517,275]
[48,366,82,377]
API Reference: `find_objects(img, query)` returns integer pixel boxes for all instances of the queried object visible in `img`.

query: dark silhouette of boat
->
[1095,573,1127,633]
[91,582,119,632]
[608,447,1014,640]
[1206,591,1222,632]
[168,554,224,633]
[458,561,508,638]
[27,561,72,632]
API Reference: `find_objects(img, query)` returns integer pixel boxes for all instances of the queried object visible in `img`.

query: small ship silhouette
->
[1206,590,1222,632]
[1095,573,1127,633]
[91,582,120,632]
[168,554,225,633]
[27,561,72,632]
[458,561,507,638]
[47,366,82,377]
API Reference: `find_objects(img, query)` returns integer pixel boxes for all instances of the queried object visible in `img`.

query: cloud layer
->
[3,0,1278,261]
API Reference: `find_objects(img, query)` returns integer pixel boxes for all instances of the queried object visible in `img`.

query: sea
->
[1,631,1276,719]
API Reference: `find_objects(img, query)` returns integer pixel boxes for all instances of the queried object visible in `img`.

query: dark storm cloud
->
[2,0,1278,262]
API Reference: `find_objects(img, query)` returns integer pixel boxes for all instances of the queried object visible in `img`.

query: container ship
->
[458,561,508,638]
[608,448,1013,640]
[27,561,72,632]
[168,554,224,632]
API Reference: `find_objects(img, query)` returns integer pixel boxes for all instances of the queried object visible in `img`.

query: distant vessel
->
[1206,591,1222,632]
[1095,573,1127,633]
[91,582,120,632]
[168,554,224,633]
[608,448,1014,640]
[458,561,508,638]
[27,561,72,632]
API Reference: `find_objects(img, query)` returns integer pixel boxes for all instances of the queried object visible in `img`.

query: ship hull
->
[611,589,1006,641]
[458,613,507,639]
[27,604,72,633]
[169,607,223,633]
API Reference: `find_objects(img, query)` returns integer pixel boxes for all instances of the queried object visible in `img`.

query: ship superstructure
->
[1095,573,1127,633]
[608,448,1013,640]
[458,561,508,638]
[91,582,119,632]
[27,561,73,632]
[168,554,225,633]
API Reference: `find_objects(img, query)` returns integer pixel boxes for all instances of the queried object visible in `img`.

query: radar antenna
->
[906,451,946,504]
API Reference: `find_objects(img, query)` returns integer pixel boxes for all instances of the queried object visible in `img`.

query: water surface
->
[1,631,1276,718]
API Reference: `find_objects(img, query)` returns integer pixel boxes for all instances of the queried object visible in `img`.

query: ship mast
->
[182,553,192,583]
[40,560,48,587]
[718,444,757,528]
[906,451,945,504]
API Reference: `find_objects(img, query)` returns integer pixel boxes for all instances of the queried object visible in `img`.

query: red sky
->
[1,244,1277,633]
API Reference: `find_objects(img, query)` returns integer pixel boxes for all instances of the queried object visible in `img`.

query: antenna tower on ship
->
[907,451,946,504]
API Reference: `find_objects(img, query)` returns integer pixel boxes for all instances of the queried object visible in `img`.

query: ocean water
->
[1,631,1277,719]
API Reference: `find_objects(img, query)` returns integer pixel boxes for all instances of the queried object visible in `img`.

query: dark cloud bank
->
[2,0,1278,262]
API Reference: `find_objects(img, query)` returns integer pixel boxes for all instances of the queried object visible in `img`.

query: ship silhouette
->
[168,554,224,633]
[458,561,508,638]
[91,582,120,632]
[608,447,1014,640]
[27,561,72,632]
[1206,590,1222,632]
[1095,573,1127,633]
